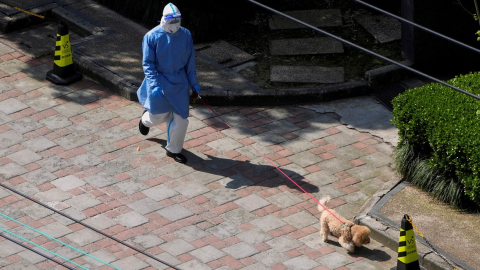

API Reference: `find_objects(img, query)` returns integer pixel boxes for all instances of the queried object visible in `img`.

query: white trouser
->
[142,111,189,154]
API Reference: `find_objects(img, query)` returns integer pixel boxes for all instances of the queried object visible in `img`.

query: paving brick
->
[234,194,271,212]
[11,77,45,93]
[222,242,259,259]
[0,43,15,55]
[266,192,303,208]
[7,149,42,165]
[284,255,320,270]
[324,133,359,147]
[82,214,117,231]
[65,228,103,246]
[51,175,86,191]
[111,255,150,270]
[64,193,101,211]
[158,205,194,222]
[37,221,73,239]
[0,239,25,257]
[0,98,29,114]
[67,153,102,171]
[159,162,196,179]
[113,211,149,228]
[0,59,30,75]
[127,197,163,215]
[360,151,392,167]
[330,145,367,161]
[173,181,210,198]
[161,238,196,256]
[35,188,72,202]
[250,215,287,232]
[316,252,353,269]
[9,116,44,135]
[218,174,254,190]
[264,120,301,135]
[174,225,211,242]
[111,179,148,196]
[253,250,289,267]
[142,184,178,201]
[23,168,57,185]
[282,211,319,229]
[206,221,242,240]
[287,151,323,168]
[21,136,56,152]
[130,233,165,249]
[189,245,226,263]
[81,249,117,267]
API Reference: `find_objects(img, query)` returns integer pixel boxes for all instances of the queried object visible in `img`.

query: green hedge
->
[392,72,480,208]
[92,0,257,42]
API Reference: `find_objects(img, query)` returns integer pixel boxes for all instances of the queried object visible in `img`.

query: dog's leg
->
[320,221,330,242]
[339,236,355,253]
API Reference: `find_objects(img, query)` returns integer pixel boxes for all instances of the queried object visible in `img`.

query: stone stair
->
[193,8,403,91]
[267,9,345,84]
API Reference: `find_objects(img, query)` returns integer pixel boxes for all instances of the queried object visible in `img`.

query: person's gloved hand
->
[151,87,162,98]
[192,85,201,100]
[191,91,198,100]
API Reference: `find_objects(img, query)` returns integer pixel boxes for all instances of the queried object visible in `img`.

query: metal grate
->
[371,82,407,111]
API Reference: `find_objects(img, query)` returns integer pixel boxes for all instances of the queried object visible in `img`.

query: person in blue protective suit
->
[137,2,200,164]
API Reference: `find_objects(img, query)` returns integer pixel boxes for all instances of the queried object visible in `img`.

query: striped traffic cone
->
[46,21,82,85]
[397,214,420,270]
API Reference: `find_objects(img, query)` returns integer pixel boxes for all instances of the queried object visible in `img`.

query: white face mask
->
[163,21,180,34]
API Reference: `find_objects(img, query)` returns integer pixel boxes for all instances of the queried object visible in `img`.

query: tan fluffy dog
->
[317,196,371,253]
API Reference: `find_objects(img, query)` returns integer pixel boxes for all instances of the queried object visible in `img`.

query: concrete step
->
[269,9,343,30]
[195,40,256,68]
[270,65,344,83]
[270,37,344,55]
[354,13,401,43]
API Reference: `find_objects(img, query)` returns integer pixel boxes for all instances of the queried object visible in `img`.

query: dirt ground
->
[379,184,480,269]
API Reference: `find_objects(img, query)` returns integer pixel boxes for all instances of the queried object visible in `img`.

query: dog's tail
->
[317,195,331,213]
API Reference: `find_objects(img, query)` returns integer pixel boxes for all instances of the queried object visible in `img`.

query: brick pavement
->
[0,41,397,269]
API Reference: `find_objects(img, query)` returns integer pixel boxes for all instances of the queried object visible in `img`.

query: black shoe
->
[166,150,187,163]
[139,110,149,136]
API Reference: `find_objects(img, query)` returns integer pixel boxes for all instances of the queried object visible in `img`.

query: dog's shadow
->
[147,138,319,192]
[325,234,393,262]
[352,245,393,262]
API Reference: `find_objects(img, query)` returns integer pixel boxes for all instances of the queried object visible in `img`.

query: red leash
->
[197,97,346,225]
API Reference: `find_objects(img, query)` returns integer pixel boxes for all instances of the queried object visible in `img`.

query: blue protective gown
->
[137,25,199,119]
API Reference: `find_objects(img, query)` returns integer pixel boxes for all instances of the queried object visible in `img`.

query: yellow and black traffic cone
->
[397,214,420,270]
[46,21,82,85]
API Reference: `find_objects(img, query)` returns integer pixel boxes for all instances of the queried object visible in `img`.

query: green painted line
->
[0,225,88,270]
[0,211,121,270]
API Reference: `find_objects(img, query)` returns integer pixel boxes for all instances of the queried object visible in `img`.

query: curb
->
[364,60,413,90]
[73,49,139,101]
[70,57,408,106]
[355,179,473,270]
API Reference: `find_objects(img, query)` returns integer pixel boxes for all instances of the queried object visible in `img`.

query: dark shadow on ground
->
[356,246,393,262]
[324,236,393,262]
[147,138,319,193]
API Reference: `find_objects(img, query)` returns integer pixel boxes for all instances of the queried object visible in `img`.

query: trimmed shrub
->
[392,72,480,208]
[92,0,257,42]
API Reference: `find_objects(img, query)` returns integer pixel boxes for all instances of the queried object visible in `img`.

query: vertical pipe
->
[474,0,480,27]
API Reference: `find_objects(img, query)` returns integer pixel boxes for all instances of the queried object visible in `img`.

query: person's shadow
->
[147,138,319,193]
